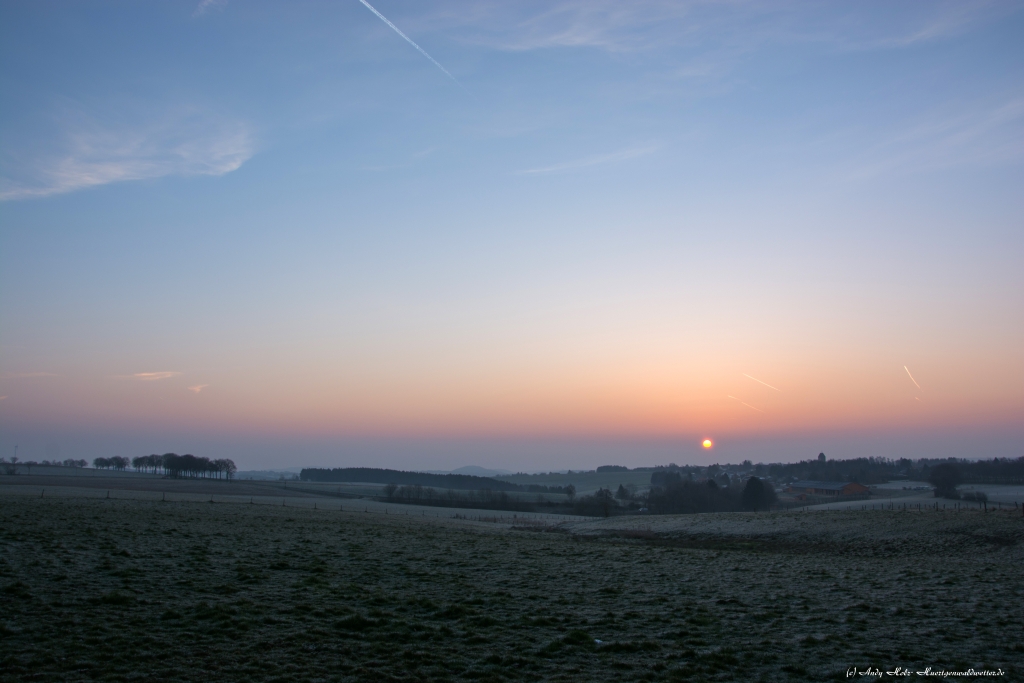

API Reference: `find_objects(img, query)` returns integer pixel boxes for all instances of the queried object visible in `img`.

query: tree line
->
[302,467,572,494]
[927,459,1024,499]
[91,453,237,479]
[922,457,1024,486]
[381,484,535,512]
[150,453,236,479]
[0,457,88,474]
[93,457,131,470]
[754,455,1024,486]
[646,472,777,514]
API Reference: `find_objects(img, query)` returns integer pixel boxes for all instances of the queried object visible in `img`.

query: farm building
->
[785,480,869,497]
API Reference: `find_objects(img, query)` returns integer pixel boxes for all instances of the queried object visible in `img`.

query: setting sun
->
[702,439,713,449]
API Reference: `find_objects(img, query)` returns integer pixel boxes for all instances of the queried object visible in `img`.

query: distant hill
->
[236,470,301,481]
[449,466,513,477]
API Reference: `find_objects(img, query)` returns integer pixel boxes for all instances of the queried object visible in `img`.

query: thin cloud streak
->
[455,1,1001,56]
[728,395,765,413]
[743,373,781,392]
[358,0,461,85]
[518,145,657,175]
[904,366,922,390]
[128,372,182,381]
[188,384,210,393]
[848,97,1024,179]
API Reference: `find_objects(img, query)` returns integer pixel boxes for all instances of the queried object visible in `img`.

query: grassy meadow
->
[1,494,1021,682]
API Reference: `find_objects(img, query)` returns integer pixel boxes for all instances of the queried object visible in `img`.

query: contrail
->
[743,373,781,392]
[728,395,765,413]
[904,366,922,390]
[358,0,459,84]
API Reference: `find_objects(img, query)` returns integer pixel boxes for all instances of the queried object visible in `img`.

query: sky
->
[1,0,1022,471]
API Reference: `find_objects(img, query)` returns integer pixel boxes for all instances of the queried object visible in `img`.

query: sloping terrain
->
[561,509,1024,557]
[1,497,1021,682]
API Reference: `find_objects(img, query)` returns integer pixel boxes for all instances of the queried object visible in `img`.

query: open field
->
[2,495,1021,682]
[0,474,323,499]
[2,465,158,478]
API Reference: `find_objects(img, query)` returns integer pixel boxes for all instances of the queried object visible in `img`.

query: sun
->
[702,439,713,449]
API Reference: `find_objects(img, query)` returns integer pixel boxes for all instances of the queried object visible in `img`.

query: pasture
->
[1,494,1021,682]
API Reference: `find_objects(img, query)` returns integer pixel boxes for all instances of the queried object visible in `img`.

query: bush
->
[740,477,777,511]
[647,477,741,514]
[929,463,961,499]
[573,488,617,517]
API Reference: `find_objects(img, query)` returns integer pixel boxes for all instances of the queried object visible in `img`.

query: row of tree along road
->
[1,453,236,479]
[133,453,237,479]
[88,454,237,479]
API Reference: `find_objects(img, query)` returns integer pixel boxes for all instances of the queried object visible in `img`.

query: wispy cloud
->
[455,0,696,53]
[445,0,1009,96]
[188,384,209,393]
[830,2,1003,51]
[849,97,1024,178]
[518,145,657,175]
[126,372,182,381]
[193,0,227,18]
[451,0,1001,54]
[0,396,7,400]
[0,107,254,201]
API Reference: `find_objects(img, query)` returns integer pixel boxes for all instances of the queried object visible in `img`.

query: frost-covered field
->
[1,496,1021,682]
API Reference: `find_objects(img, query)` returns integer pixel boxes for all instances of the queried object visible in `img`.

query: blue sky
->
[1,1,1022,470]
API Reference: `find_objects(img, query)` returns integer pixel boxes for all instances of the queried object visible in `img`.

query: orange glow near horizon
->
[1,333,1022,443]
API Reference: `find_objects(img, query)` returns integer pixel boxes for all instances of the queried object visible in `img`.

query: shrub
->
[929,463,961,499]
[741,477,777,511]
[573,488,617,517]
